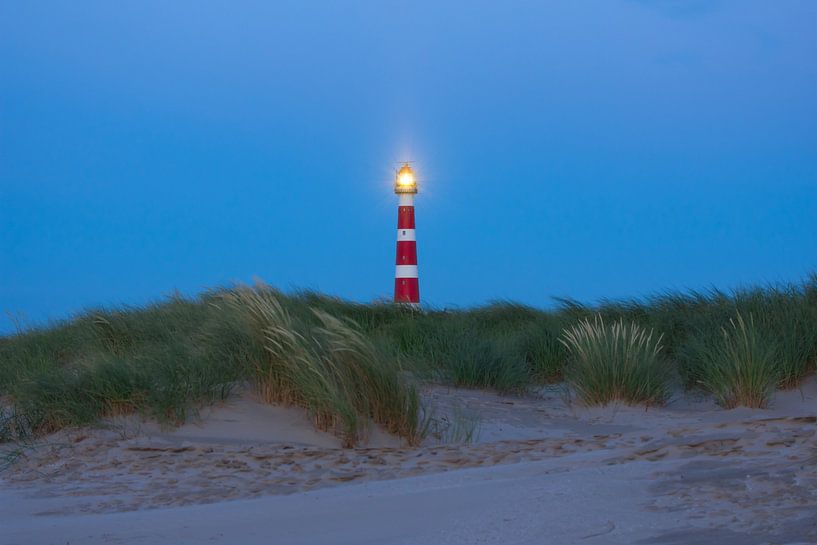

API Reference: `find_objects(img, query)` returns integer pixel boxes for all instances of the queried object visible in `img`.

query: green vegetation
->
[221,286,421,446]
[683,313,779,408]
[1,276,815,442]
[560,316,668,406]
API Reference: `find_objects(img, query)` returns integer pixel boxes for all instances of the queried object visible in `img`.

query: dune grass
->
[0,285,422,447]
[362,303,566,391]
[672,282,817,403]
[0,275,815,441]
[0,296,239,434]
[686,313,779,409]
[559,316,668,406]
[221,285,421,446]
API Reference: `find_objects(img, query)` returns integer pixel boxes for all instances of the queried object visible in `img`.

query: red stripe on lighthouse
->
[397,206,415,229]
[396,241,417,264]
[394,278,419,304]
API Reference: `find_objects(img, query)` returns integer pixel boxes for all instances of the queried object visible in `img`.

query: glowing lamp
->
[394,163,418,194]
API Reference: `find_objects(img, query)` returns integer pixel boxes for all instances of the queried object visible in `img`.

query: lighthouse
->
[394,163,420,307]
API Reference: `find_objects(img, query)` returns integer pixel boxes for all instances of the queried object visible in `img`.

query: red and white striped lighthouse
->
[394,163,420,307]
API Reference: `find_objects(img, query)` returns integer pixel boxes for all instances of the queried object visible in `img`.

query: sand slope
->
[2,380,816,544]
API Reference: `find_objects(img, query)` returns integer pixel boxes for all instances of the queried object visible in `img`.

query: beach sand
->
[2,379,815,544]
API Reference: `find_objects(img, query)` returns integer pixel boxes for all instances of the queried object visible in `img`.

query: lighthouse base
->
[394,277,420,306]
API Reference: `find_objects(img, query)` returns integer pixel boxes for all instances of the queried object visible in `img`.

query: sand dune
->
[2,380,816,544]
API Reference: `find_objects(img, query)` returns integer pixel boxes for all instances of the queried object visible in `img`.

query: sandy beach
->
[2,380,816,545]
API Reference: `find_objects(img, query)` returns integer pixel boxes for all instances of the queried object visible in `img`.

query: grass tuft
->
[222,284,421,446]
[693,313,779,409]
[559,315,668,406]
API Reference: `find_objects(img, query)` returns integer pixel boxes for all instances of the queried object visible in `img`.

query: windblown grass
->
[0,286,421,447]
[222,285,421,446]
[560,316,668,406]
[0,297,238,435]
[756,286,817,389]
[365,303,566,391]
[0,275,815,442]
[688,313,779,408]
[673,282,817,393]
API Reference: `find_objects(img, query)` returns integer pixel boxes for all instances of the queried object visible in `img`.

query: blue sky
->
[1,1,815,330]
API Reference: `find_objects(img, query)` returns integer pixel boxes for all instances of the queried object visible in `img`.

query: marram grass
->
[559,315,668,406]
[222,284,421,447]
[0,276,815,443]
[695,313,779,409]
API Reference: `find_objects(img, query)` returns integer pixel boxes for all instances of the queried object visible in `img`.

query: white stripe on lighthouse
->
[397,228,416,241]
[395,265,419,278]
